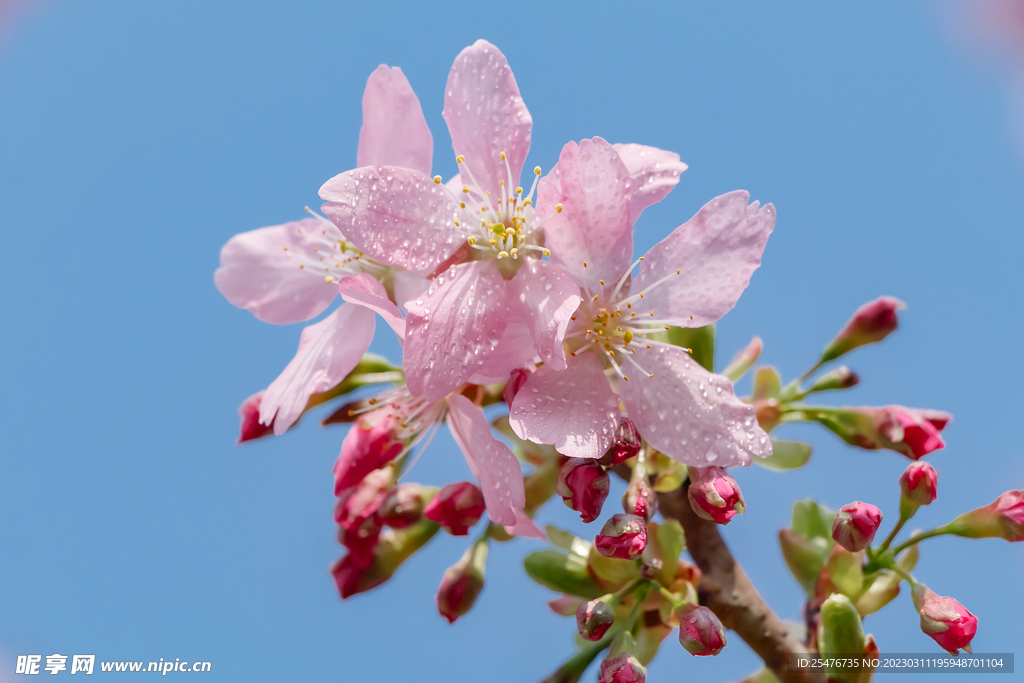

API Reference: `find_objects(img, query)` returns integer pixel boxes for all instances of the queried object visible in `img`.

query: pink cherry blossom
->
[912,585,978,655]
[509,137,774,466]
[320,40,604,401]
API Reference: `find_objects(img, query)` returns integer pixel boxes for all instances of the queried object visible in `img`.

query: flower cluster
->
[216,39,1021,683]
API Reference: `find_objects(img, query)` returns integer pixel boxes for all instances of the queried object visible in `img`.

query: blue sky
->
[1,1,1022,681]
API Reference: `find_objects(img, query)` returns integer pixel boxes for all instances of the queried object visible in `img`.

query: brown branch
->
[658,482,824,683]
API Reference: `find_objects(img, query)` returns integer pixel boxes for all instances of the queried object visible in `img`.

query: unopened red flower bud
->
[557,458,610,523]
[947,490,1024,542]
[623,472,657,522]
[423,481,486,535]
[814,405,951,460]
[600,418,642,466]
[331,554,387,599]
[237,392,274,444]
[595,514,647,560]
[334,414,404,494]
[599,653,647,683]
[831,501,882,552]
[378,484,432,529]
[334,468,391,567]
[809,365,859,393]
[912,584,978,655]
[900,462,938,515]
[437,540,488,624]
[678,604,727,656]
[503,367,530,406]
[821,296,905,363]
[687,466,745,525]
[576,599,615,641]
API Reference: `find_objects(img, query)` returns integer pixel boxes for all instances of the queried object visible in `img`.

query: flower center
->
[435,152,562,279]
[290,207,386,284]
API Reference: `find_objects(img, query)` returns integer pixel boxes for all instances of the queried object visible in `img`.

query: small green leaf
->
[753,440,812,471]
[752,366,781,400]
[791,499,837,545]
[648,451,685,492]
[524,550,604,599]
[826,550,865,600]
[778,529,826,597]
[663,324,715,372]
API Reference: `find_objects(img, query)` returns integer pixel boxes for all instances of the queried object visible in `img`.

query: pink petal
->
[445,393,525,526]
[214,218,340,324]
[403,260,510,401]
[468,304,540,384]
[442,40,532,193]
[619,345,770,467]
[357,65,433,175]
[509,352,621,459]
[512,259,582,372]
[635,191,775,327]
[504,509,546,540]
[390,268,431,311]
[337,273,406,340]
[319,166,462,272]
[612,143,688,225]
[540,138,634,296]
[259,303,376,435]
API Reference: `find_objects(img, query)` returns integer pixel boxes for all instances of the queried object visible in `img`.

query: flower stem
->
[879,514,909,551]
[890,525,951,556]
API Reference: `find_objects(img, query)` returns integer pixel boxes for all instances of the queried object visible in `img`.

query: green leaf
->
[778,529,826,598]
[663,324,715,372]
[545,526,591,557]
[753,440,812,471]
[657,520,685,585]
[648,451,686,492]
[791,499,837,545]
[826,550,865,600]
[524,550,604,599]
[752,366,781,400]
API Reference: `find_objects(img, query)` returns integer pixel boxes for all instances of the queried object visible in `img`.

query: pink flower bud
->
[809,365,859,392]
[378,484,431,529]
[912,584,978,655]
[334,414,404,495]
[687,466,745,525]
[947,490,1024,542]
[595,514,648,560]
[722,336,762,380]
[818,406,951,460]
[557,458,610,523]
[623,473,657,523]
[599,653,647,683]
[437,541,488,624]
[331,554,387,599]
[334,468,391,567]
[821,296,905,363]
[423,482,486,536]
[503,367,530,406]
[677,604,727,656]
[237,392,273,444]
[831,501,882,552]
[600,418,642,466]
[576,599,615,641]
[900,462,938,513]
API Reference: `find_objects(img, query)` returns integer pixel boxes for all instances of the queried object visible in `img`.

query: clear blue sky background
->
[1,1,1022,681]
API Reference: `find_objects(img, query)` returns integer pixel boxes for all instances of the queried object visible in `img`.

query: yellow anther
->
[460,202,466,208]
[499,180,504,186]
[489,239,497,245]
[468,236,476,245]
[646,345,652,349]
[454,218,461,227]
[462,186,469,193]
[510,248,518,255]
[325,276,334,283]
[623,375,629,381]
[664,326,670,330]
[433,175,442,184]
[543,248,551,256]
[299,265,304,269]
[497,250,509,259]
[583,261,588,268]
[592,294,599,301]
[676,269,680,275]
[456,155,465,163]
[639,257,645,261]
[283,247,288,251]
[534,166,541,176]
[630,312,636,317]
[599,279,605,286]
[515,186,523,194]
[524,199,532,206]
[623,329,633,344]
[627,303,632,309]
[555,203,563,213]
[500,151,506,161]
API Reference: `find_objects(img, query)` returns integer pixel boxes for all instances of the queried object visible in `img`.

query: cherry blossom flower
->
[508,137,774,466]
[319,40,593,401]
[216,65,433,435]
